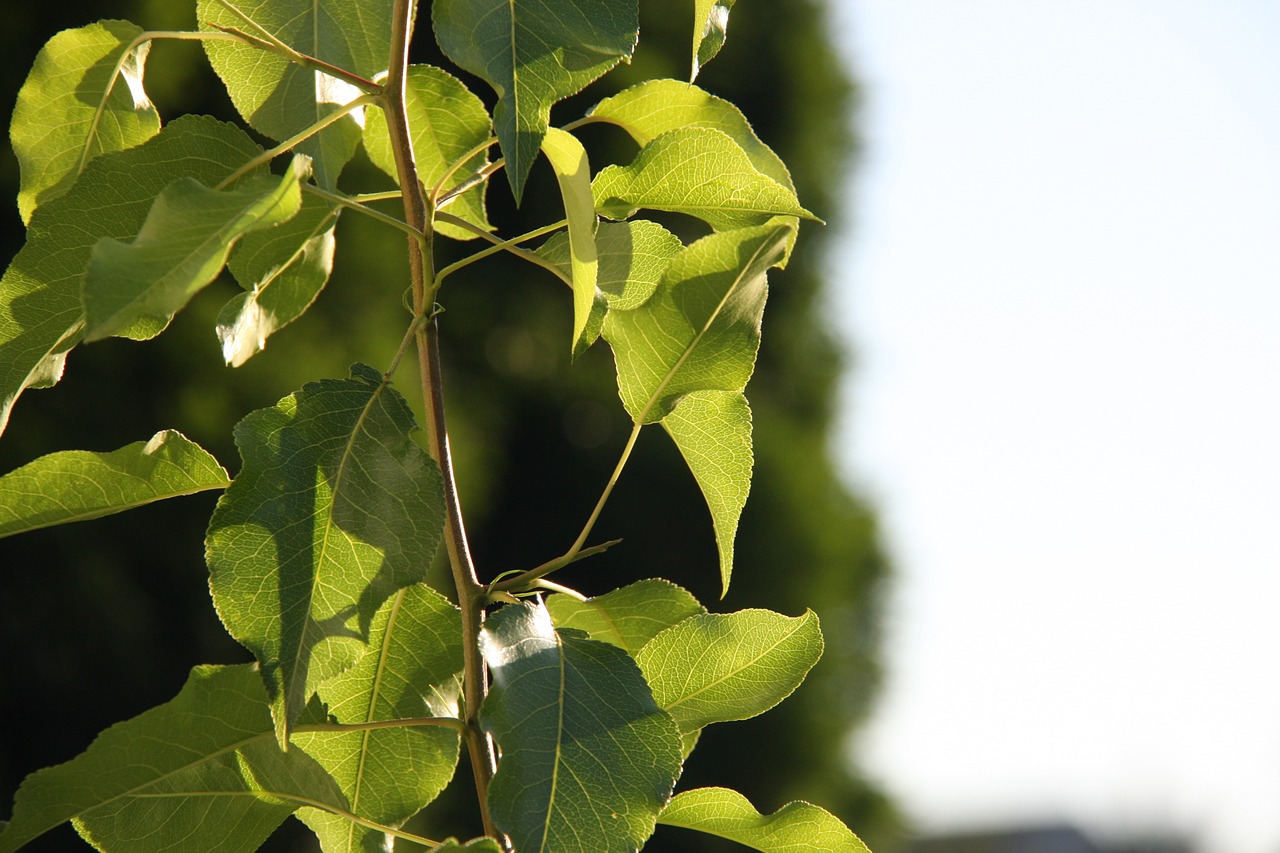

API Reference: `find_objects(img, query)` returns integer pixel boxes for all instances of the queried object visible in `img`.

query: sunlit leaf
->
[691,0,736,82]
[540,127,600,356]
[0,115,263,437]
[432,0,639,201]
[658,787,869,853]
[363,64,492,240]
[82,155,308,343]
[0,430,228,540]
[538,220,682,311]
[11,20,159,224]
[479,600,682,853]
[206,364,446,745]
[0,665,349,853]
[545,578,705,656]
[637,609,823,734]
[294,585,464,853]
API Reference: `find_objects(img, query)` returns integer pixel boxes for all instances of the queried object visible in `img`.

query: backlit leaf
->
[11,20,159,224]
[206,364,446,745]
[432,0,639,201]
[479,600,682,853]
[538,220,681,311]
[0,430,228,540]
[637,609,823,734]
[82,155,308,343]
[691,0,736,82]
[545,578,705,656]
[658,787,869,853]
[540,127,600,356]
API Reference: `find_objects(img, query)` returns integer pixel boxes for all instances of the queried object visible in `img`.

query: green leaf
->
[0,665,350,853]
[0,430,228,540]
[479,600,683,853]
[363,65,492,241]
[82,155,308,343]
[432,840,504,852]
[545,578,705,656]
[691,1,737,81]
[658,788,869,853]
[11,20,160,224]
[219,194,339,366]
[294,585,464,853]
[636,609,823,734]
[197,0,392,188]
[432,0,639,201]
[661,391,752,594]
[206,364,447,745]
[539,220,682,311]
[592,128,815,231]
[540,127,600,356]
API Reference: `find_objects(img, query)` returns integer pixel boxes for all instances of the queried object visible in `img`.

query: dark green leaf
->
[0,430,228,540]
[479,600,682,853]
[11,20,159,224]
[538,220,682,311]
[636,610,823,734]
[691,1,737,82]
[432,0,639,201]
[545,578,705,656]
[658,787,869,853]
[540,127,600,356]
[206,364,446,744]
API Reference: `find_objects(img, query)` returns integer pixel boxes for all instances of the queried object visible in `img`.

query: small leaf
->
[0,665,349,853]
[658,788,870,853]
[661,391,752,594]
[11,20,160,224]
[206,364,447,745]
[479,600,683,853]
[545,578,705,656]
[540,127,600,356]
[691,0,737,82]
[82,155,308,343]
[363,65,493,240]
[636,609,823,734]
[592,128,815,231]
[432,839,504,852]
[0,114,263,437]
[219,194,339,366]
[294,585,464,853]
[432,0,639,201]
[537,220,682,311]
[0,430,228,540]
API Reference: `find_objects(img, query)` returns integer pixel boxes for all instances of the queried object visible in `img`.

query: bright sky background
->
[825,2,1280,851]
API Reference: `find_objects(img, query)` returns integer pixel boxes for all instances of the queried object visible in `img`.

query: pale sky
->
[826,2,1280,851]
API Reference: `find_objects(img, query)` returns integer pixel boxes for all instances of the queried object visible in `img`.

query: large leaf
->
[545,578,705,656]
[294,585,464,853]
[592,128,814,231]
[11,20,160,224]
[363,64,492,240]
[540,127,600,356]
[636,609,823,734]
[197,0,393,188]
[658,788,869,853]
[538,220,681,312]
[82,155,308,342]
[432,0,639,201]
[0,430,228,540]
[479,600,683,853]
[691,0,737,82]
[206,364,446,745]
[0,665,349,853]
[0,114,262,437]
[219,194,339,366]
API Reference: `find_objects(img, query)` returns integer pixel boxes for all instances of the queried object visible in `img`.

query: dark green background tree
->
[0,1,897,849]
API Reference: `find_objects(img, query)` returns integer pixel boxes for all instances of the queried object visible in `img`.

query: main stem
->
[383,1,502,844]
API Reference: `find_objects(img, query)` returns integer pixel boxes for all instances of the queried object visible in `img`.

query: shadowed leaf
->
[545,578,705,656]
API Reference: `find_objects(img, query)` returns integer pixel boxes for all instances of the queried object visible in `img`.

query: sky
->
[824,2,1280,851]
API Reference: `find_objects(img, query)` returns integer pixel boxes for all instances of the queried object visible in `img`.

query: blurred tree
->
[0,1,899,849]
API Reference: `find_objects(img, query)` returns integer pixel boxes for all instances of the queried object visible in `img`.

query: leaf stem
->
[431,136,499,201]
[566,421,644,560]
[488,538,624,595]
[434,216,568,287]
[294,716,468,735]
[301,185,422,240]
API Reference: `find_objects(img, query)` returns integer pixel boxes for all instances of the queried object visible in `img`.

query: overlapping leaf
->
[545,578,705,656]
[363,64,492,240]
[197,0,392,188]
[636,609,823,734]
[0,115,263,437]
[479,600,682,853]
[691,0,737,81]
[11,20,159,224]
[0,665,349,853]
[0,430,228,540]
[538,220,682,311]
[294,585,464,853]
[82,155,308,342]
[432,0,639,201]
[540,127,601,356]
[206,364,446,745]
[658,787,869,853]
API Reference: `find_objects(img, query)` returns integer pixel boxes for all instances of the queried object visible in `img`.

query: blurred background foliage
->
[0,1,899,849]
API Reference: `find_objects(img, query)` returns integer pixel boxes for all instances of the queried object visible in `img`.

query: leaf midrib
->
[661,613,811,712]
